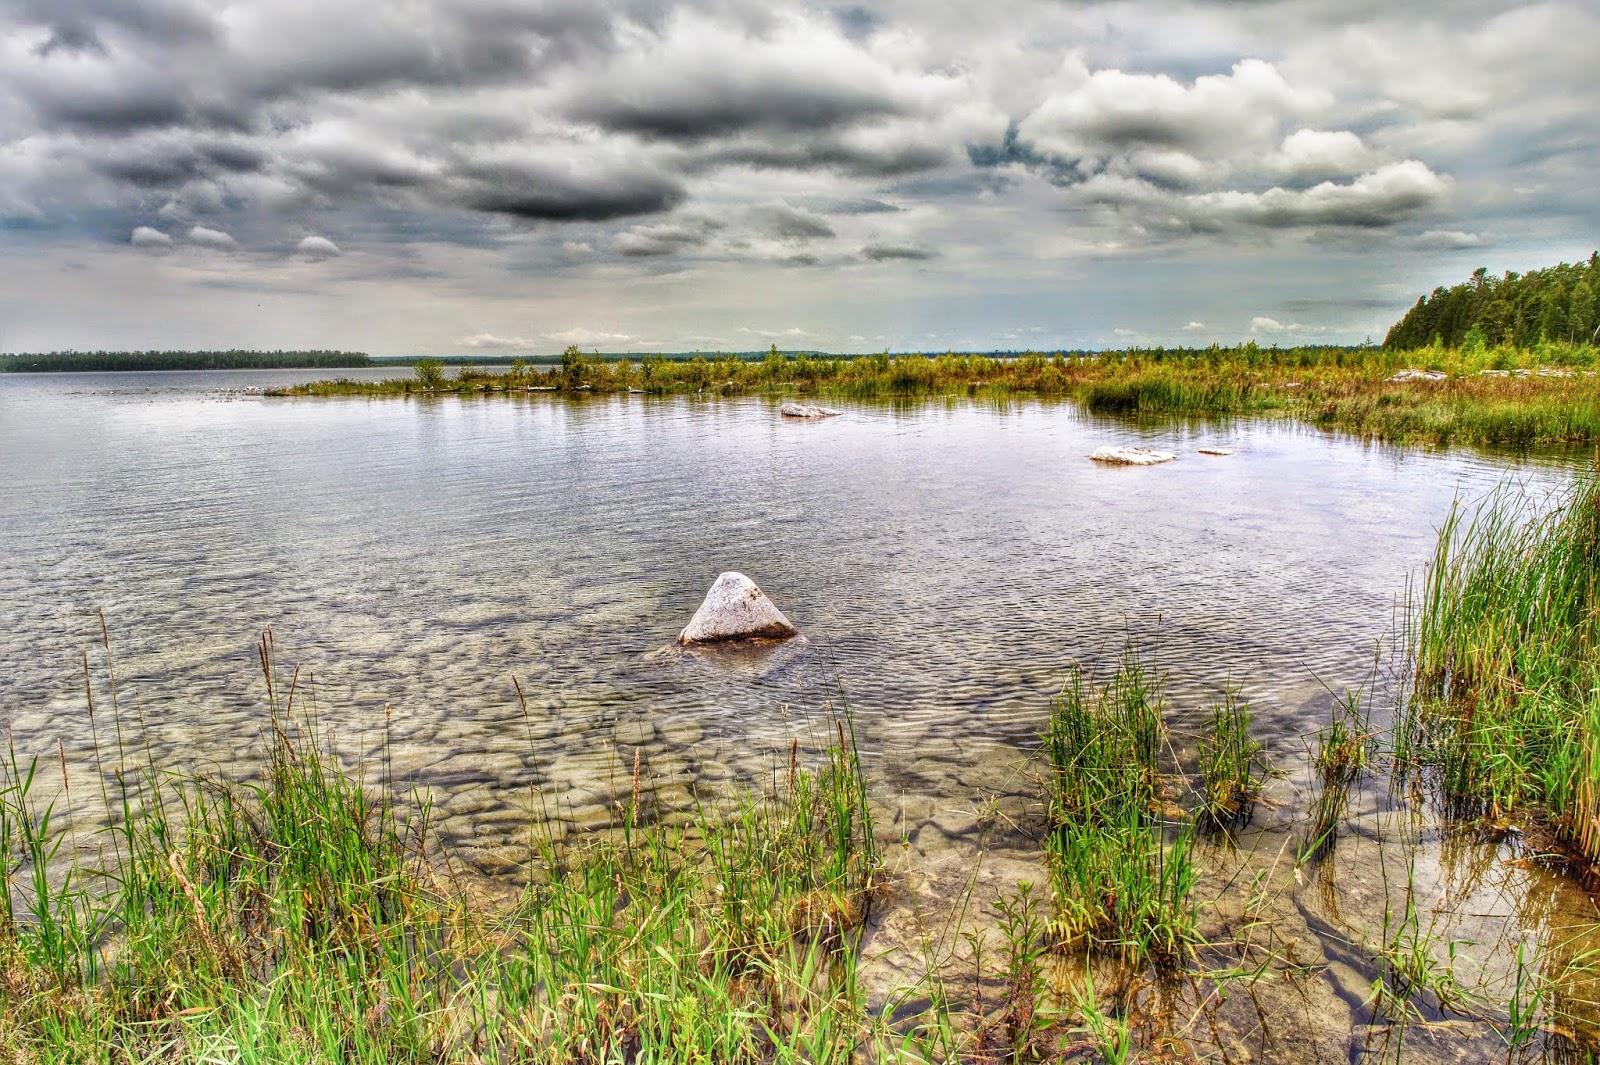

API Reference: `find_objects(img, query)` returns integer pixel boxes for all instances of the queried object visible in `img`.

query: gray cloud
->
[863,242,935,261]
[749,204,836,239]
[0,1,1595,353]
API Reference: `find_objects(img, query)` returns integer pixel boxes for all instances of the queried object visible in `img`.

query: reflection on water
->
[2,368,1596,1057]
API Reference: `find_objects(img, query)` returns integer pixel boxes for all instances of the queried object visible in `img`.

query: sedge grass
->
[1042,654,1200,970]
[0,639,901,1064]
[1297,688,1374,865]
[1404,473,1600,869]
[1196,688,1267,833]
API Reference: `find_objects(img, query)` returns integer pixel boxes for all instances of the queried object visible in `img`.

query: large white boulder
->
[678,572,799,645]
[1090,446,1176,466]
[779,403,842,419]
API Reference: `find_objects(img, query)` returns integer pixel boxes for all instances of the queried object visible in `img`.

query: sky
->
[0,0,1596,356]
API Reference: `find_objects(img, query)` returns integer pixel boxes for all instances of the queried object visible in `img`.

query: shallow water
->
[2,369,1596,1057]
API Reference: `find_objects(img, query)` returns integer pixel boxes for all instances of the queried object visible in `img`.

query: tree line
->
[0,350,371,372]
[1384,252,1600,350]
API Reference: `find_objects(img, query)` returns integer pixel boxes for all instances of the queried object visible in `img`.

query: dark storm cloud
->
[461,166,687,223]
[863,242,935,261]
[13,0,219,46]
[33,23,107,57]
[696,138,951,178]
[572,83,901,141]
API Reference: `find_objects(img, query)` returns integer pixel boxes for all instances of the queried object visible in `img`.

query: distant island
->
[0,350,372,373]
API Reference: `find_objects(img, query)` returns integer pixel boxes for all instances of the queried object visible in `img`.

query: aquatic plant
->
[1297,687,1374,865]
[1405,474,1600,869]
[1196,687,1266,833]
[0,635,900,1063]
[1042,655,1199,969]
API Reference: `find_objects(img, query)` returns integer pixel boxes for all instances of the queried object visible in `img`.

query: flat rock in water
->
[677,572,799,645]
[1090,446,1176,466]
[779,403,842,419]
[1197,446,1235,456]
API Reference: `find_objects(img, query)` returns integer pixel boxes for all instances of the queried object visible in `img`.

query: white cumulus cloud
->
[295,235,342,259]
[187,225,238,250]
[130,225,172,249]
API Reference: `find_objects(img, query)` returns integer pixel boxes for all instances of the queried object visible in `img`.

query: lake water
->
[2,368,1595,1057]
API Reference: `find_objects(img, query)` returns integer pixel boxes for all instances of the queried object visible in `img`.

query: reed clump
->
[1196,688,1267,833]
[1042,654,1199,970]
[1298,688,1374,864]
[1405,474,1600,869]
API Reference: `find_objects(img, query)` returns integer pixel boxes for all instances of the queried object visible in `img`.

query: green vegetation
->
[0,639,897,1063]
[1196,688,1266,832]
[1403,474,1600,870]
[273,342,1600,450]
[6,617,1600,1060]
[1386,252,1600,350]
[0,350,370,373]
[1297,689,1374,865]
[1042,656,1199,969]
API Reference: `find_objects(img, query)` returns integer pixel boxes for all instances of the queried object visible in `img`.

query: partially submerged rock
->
[677,572,799,645]
[1090,446,1176,466]
[779,403,842,419]
[1386,369,1448,383]
[1197,446,1235,456]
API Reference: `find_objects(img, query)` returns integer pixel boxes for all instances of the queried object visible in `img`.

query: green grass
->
[0,641,900,1063]
[1195,688,1267,833]
[1297,688,1374,865]
[268,343,1600,449]
[1403,473,1600,868]
[1041,654,1199,969]
[8,608,1599,1060]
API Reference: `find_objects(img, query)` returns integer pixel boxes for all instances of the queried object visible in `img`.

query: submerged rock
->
[779,402,842,419]
[1090,446,1176,466]
[1197,446,1235,456]
[1386,369,1448,382]
[677,572,799,645]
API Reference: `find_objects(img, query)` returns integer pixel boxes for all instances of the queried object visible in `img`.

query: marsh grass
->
[0,636,904,1064]
[1404,474,1600,870]
[269,345,1600,449]
[1196,689,1267,833]
[1297,688,1375,865]
[1366,858,1471,1028]
[1042,655,1199,970]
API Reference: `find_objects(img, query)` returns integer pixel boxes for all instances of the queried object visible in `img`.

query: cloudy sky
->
[0,0,1595,355]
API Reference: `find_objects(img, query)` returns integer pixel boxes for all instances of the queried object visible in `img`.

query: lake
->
[2,368,1594,1058]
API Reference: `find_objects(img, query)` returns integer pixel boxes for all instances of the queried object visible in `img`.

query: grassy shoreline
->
[268,344,1600,450]
[7,479,1600,1060]
[1401,474,1600,872]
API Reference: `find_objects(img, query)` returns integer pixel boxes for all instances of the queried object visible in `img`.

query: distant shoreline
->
[0,350,372,373]
[269,344,1600,451]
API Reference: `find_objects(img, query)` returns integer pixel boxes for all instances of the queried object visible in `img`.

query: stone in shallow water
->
[677,571,799,645]
[779,402,842,419]
[1089,445,1176,466]
[1197,446,1235,456]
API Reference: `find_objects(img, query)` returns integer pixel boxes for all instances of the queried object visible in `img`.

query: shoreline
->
[265,346,1600,450]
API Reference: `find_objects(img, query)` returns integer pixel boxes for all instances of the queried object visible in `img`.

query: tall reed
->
[1042,654,1199,969]
[1406,474,1600,867]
